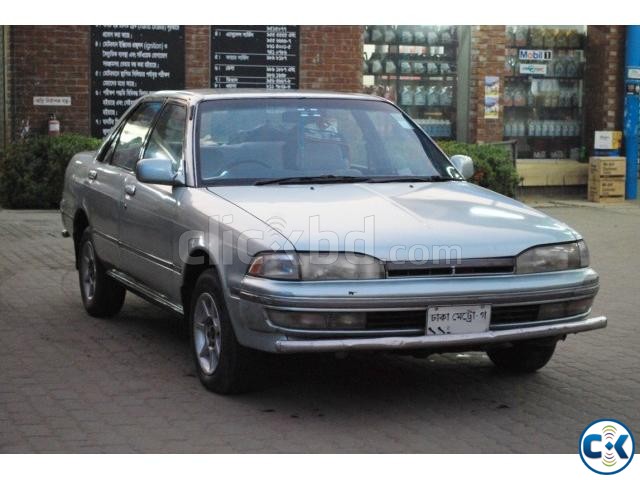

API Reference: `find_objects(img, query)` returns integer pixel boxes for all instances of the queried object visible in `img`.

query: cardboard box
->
[588,176,625,203]
[589,170,623,183]
[589,177,625,196]
[587,193,625,203]
[589,157,626,177]
[588,193,625,203]
[594,131,623,150]
[517,159,588,186]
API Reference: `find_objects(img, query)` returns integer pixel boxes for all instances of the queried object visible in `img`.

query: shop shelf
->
[505,44,585,50]
[397,76,457,81]
[505,75,584,81]
[504,135,581,140]
[504,105,582,111]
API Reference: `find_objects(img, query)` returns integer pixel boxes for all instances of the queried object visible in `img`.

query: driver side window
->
[143,103,187,174]
[110,102,162,171]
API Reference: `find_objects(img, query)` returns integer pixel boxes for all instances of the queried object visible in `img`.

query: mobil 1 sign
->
[519,49,553,61]
[91,26,185,137]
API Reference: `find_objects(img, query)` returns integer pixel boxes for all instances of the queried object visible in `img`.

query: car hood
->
[207,182,578,261]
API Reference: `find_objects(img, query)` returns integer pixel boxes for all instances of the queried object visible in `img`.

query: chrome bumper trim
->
[235,283,599,310]
[274,316,607,353]
[234,271,599,310]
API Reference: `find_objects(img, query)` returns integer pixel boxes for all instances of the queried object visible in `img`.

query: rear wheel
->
[190,269,257,394]
[78,228,126,317]
[487,339,557,373]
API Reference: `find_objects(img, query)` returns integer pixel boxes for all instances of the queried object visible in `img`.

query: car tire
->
[487,340,557,373]
[78,228,126,318]
[190,269,257,394]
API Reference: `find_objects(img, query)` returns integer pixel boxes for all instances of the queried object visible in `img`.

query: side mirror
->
[136,158,179,185]
[450,154,474,180]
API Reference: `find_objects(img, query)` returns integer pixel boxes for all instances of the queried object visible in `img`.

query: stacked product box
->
[588,157,626,203]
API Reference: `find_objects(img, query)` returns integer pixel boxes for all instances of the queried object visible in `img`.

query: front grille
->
[366,305,543,331]
[491,305,540,325]
[389,267,453,277]
[386,257,515,278]
[366,310,424,330]
[362,299,590,331]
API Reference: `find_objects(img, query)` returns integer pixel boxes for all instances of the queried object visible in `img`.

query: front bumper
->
[230,267,605,353]
[273,316,607,353]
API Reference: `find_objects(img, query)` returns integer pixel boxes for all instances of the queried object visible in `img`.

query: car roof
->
[145,89,383,103]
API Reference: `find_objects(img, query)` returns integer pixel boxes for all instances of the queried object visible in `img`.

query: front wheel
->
[78,228,126,317]
[487,339,557,373]
[190,269,258,394]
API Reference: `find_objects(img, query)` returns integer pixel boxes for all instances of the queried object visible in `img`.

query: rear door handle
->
[124,184,136,196]
[88,169,97,180]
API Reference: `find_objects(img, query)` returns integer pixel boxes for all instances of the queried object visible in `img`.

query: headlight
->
[247,252,300,280]
[247,252,385,280]
[516,240,589,274]
[299,252,385,280]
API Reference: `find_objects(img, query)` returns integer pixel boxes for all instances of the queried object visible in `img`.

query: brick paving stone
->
[0,206,639,453]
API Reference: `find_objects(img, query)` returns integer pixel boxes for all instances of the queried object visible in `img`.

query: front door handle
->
[88,169,97,180]
[124,184,136,196]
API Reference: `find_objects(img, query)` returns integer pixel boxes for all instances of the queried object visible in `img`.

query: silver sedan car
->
[61,89,606,393]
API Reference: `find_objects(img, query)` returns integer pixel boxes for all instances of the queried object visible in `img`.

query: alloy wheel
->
[193,292,222,375]
[80,241,97,301]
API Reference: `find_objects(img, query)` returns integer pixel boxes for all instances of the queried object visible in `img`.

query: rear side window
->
[143,103,187,174]
[111,102,162,170]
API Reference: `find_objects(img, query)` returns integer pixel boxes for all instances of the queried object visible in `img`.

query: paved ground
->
[1,203,639,453]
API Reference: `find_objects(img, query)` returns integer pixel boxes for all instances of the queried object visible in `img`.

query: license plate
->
[426,305,491,335]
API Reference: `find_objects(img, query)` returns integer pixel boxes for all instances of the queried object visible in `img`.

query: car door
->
[99,100,163,271]
[84,101,160,267]
[119,101,187,301]
[84,125,126,268]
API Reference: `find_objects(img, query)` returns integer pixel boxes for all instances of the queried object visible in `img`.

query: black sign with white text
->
[91,25,185,137]
[211,26,299,89]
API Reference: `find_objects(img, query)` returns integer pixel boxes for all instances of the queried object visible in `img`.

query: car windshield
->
[196,97,460,185]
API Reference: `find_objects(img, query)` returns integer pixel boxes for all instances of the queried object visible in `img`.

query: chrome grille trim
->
[386,257,515,278]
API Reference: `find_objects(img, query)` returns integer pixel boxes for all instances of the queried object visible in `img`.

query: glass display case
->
[504,26,587,160]
[363,25,459,139]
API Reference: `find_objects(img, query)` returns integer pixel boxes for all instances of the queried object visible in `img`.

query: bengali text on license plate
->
[426,305,491,335]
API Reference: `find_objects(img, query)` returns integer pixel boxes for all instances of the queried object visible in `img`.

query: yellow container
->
[588,177,625,203]
[589,157,626,177]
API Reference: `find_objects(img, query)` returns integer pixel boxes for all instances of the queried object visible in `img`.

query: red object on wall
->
[48,114,60,136]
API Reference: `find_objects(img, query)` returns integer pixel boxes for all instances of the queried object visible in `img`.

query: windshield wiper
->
[365,175,455,183]
[254,175,370,186]
[254,174,457,186]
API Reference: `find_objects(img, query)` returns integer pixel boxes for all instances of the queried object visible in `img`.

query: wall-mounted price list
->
[91,25,185,137]
[211,26,299,89]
